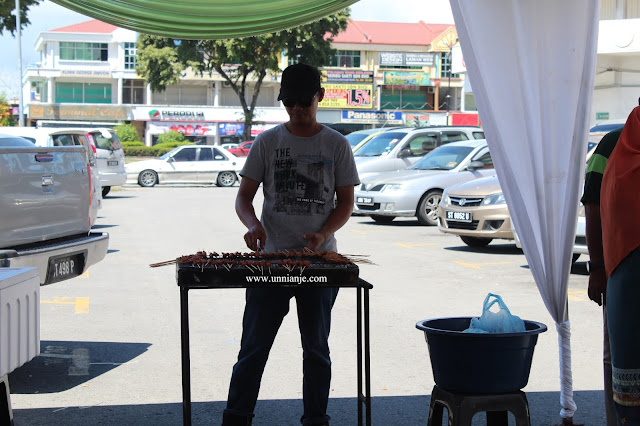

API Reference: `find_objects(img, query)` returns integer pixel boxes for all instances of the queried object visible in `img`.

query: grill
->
[446,220,479,230]
[357,203,381,211]
[449,197,483,207]
[360,184,384,192]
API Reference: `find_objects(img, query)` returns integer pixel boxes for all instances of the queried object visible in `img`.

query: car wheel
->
[416,190,442,226]
[102,186,111,197]
[216,171,237,187]
[138,169,158,187]
[370,215,395,224]
[460,236,492,247]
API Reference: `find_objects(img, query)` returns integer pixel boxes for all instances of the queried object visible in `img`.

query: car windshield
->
[354,132,407,157]
[410,145,475,170]
[345,132,372,148]
[160,147,182,160]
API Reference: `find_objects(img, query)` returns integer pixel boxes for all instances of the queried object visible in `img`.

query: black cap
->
[277,63,321,101]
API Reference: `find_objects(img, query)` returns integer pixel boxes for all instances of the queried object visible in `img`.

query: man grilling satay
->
[222,63,360,426]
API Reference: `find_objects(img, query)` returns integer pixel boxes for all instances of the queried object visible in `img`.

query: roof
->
[51,19,119,34]
[331,20,454,46]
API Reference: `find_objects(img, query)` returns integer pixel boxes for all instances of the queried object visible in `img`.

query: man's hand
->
[588,268,607,306]
[244,223,266,251]
[302,232,328,251]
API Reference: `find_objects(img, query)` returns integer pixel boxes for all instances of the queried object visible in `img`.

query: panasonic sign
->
[341,110,404,124]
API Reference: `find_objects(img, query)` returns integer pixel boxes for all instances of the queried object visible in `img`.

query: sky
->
[0,0,454,98]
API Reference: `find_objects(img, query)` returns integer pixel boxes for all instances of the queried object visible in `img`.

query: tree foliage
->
[114,123,140,142]
[136,10,350,140]
[0,92,15,126]
[157,130,186,144]
[0,0,40,36]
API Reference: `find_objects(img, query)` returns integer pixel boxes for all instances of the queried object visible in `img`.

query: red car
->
[227,141,253,157]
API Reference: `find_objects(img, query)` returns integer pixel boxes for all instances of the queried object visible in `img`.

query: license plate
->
[46,251,86,284]
[357,197,374,205]
[446,210,472,223]
[107,160,119,166]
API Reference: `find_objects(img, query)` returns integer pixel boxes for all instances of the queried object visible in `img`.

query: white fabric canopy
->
[450,0,600,419]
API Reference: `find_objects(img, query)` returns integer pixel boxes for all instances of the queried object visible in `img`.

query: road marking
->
[41,297,90,314]
[455,261,511,269]
[394,243,436,248]
[568,290,589,302]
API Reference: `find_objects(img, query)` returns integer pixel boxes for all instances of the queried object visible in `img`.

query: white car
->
[354,140,495,225]
[84,128,127,197]
[126,145,245,187]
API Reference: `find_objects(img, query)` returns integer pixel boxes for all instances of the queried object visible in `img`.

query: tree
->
[136,10,350,141]
[0,0,40,36]
[0,92,15,126]
[114,123,140,143]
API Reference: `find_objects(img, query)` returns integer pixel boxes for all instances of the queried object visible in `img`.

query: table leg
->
[180,286,192,426]
[364,285,371,426]
[357,286,363,426]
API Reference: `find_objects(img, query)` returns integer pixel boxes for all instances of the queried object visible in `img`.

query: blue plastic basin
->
[416,317,547,394]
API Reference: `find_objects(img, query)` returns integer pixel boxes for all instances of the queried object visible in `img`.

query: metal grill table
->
[176,260,373,426]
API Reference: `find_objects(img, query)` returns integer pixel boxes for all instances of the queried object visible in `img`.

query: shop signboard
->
[218,123,278,137]
[319,84,373,109]
[341,110,404,125]
[59,70,112,78]
[383,71,430,87]
[149,121,217,136]
[28,104,131,121]
[322,70,374,83]
[380,52,435,67]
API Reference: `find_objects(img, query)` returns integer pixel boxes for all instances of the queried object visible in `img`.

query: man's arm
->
[302,185,355,251]
[584,202,607,305]
[235,176,266,251]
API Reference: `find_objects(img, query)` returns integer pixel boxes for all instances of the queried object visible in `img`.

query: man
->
[582,125,622,426]
[222,63,360,426]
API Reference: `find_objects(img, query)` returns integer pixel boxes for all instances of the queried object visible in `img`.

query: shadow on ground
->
[12,390,606,425]
[9,341,151,394]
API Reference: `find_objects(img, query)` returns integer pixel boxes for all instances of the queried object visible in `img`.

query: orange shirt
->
[601,106,640,276]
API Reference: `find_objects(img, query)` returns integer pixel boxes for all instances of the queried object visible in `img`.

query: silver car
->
[354,140,495,225]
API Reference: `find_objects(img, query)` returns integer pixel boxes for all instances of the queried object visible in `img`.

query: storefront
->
[131,106,289,146]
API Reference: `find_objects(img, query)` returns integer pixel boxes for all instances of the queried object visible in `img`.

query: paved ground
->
[8,184,607,425]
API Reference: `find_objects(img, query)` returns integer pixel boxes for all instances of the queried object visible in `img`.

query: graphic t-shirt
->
[240,124,360,252]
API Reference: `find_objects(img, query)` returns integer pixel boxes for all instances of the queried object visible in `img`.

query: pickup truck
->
[0,133,109,285]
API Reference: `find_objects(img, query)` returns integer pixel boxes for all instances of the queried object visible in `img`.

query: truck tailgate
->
[0,146,91,248]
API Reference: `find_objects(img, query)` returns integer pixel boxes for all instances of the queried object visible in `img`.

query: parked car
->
[346,128,393,152]
[83,128,127,197]
[221,143,239,150]
[437,175,512,247]
[125,145,245,187]
[227,140,253,157]
[353,139,495,225]
[353,126,485,177]
[0,126,102,226]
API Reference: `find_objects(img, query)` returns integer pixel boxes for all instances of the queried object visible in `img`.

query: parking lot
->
[9,184,606,425]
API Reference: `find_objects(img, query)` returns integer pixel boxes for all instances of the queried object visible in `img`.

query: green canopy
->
[51,0,358,39]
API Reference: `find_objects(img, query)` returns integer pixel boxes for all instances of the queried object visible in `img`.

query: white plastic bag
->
[464,293,526,333]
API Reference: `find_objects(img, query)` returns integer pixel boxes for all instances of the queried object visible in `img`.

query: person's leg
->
[607,247,640,425]
[603,307,617,426]
[224,288,292,421]
[295,288,339,426]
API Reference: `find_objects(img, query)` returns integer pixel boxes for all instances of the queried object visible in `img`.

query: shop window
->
[30,80,47,102]
[124,42,137,70]
[440,52,459,79]
[123,79,145,104]
[380,88,428,110]
[328,50,361,68]
[60,42,108,61]
[55,82,112,104]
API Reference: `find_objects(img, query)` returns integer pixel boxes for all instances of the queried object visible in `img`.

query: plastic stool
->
[1,375,13,426]
[427,385,530,426]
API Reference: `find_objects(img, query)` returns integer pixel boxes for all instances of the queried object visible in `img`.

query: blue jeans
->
[224,287,339,425]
